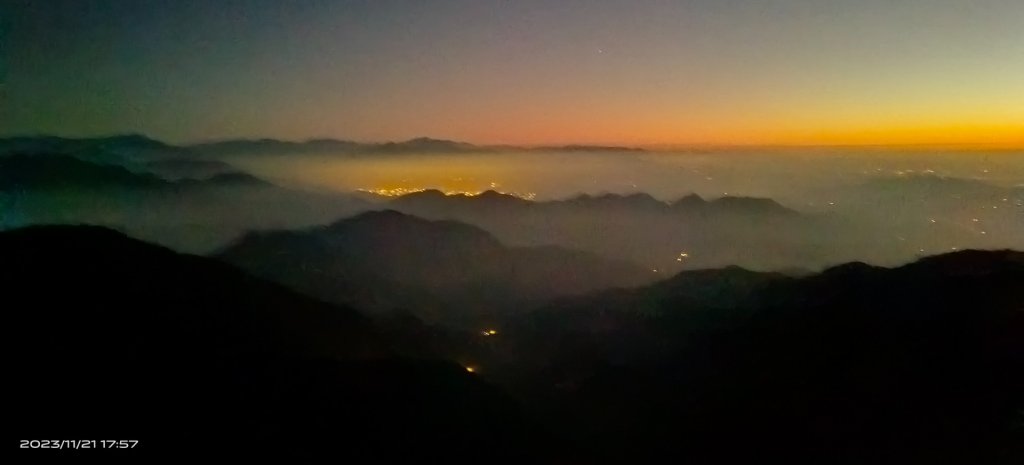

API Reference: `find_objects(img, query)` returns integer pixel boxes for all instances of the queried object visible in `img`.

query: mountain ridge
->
[0,134,646,156]
[4,224,550,461]
[0,153,272,191]
[217,209,652,326]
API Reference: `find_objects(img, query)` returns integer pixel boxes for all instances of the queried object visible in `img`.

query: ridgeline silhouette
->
[5,225,550,462]
[4,225,1022,463]
[217,210,651,327]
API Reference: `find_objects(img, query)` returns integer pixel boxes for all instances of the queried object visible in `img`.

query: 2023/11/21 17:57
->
[20,440,139,450]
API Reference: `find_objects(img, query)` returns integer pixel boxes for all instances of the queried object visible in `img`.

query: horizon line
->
[2,132,1022,152]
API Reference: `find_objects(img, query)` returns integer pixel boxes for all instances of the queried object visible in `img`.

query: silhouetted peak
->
[305,137,358,145]
[477,189,507,198]
[391,189,529,208]
[662,264,774,287]
[405,137,455,145]
[535,144,645,153]
[0,153,167,190]
[708,195,797,215]
[820,260,882,278]
[327,209,417,227]
[473,189,530,204]
[200,172,272,186]
[814,250,1024,283]
[565,192,666,209]
[95,133,170,149]
[321,210,500,245]
[670,193,707,208]
[400,188,448,199]
[379,137,479,152]
[905,249,1024,276]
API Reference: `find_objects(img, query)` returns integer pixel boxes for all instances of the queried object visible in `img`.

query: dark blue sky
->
[2,0,1022,146]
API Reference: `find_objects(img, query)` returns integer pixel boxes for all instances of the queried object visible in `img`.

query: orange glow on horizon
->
[480,123,1024,150]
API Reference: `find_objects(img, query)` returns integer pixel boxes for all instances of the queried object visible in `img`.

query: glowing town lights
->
[356,187,536,200]
[465,366,476,373]
[480,329,498,336]
[357,187,427,197]
[929,219,937,223]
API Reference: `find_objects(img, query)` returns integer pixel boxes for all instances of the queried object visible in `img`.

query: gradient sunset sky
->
[3,0,1023,147]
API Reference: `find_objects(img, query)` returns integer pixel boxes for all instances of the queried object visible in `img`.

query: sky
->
[2,0,1023,146]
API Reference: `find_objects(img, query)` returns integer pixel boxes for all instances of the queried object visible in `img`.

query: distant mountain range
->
[0,135,249,181]
[0,154,374,254]
[385,188,824,271]
[0,134,645,159]
[217,209,651,326]
[4,225,549,461]
[192,136,646,156]
[392,188,798,217]
[0,154,270,191]
[0,133,183,157]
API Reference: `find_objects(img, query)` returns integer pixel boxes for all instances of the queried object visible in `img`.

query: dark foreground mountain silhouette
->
[490,250,1024,464]
[5,226,549,461]
[4,224,1021,463]
[217,210,651,326]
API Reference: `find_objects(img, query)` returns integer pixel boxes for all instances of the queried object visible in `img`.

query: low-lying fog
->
[3,143,1022,274]
[221,148,1024,266]
[223,148,1024,202]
